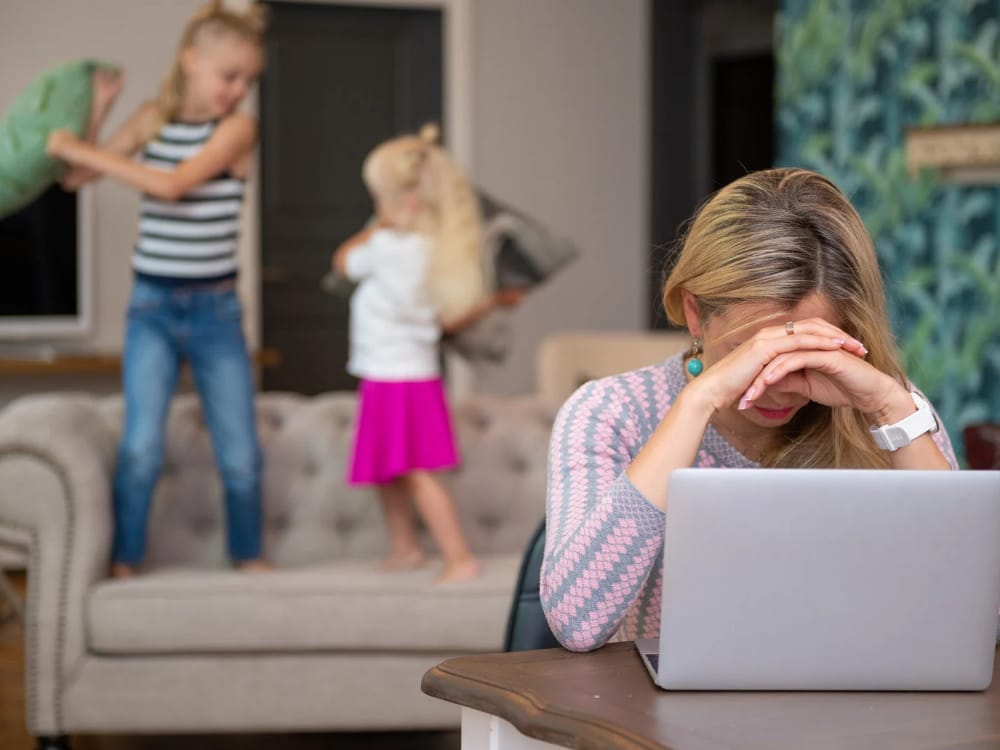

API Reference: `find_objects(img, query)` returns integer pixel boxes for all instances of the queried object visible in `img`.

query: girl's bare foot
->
[380,548,426,571]
[110,563,135,579]
[435,556,481,584]
[237,558,273,572]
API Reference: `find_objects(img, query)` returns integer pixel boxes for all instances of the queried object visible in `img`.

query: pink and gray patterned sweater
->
[540,353,958,652]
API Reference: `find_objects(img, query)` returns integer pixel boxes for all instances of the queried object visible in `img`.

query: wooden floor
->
[0,573,460,750]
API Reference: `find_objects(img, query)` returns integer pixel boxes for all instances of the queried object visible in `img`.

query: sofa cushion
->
[87,555,521,655]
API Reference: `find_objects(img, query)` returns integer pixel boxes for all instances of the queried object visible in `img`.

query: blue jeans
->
[112,278,262,565]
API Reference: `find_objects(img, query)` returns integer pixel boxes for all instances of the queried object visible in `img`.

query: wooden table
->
[421,643,1000,750]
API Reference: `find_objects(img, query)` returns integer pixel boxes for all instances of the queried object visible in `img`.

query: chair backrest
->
[536,330,690,410]
[503,519,561,652]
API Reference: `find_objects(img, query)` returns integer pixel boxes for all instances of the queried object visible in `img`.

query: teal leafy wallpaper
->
[777,0,1000,454]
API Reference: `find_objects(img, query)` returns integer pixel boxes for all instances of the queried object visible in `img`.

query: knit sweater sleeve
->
[540,376,667,652]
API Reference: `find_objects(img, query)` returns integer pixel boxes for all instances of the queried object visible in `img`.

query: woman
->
[541,168,956,652]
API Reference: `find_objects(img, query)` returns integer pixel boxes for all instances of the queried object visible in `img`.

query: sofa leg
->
[36,736,71,750]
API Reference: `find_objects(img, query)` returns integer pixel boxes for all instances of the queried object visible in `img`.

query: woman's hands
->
[686,318,869,415]
[738,325,915,423]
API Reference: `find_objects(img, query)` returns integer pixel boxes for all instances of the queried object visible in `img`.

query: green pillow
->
[0,59,115,219]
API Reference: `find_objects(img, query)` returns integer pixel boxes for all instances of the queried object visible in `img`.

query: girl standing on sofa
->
[47,1,268,577]
[333,127,520,583]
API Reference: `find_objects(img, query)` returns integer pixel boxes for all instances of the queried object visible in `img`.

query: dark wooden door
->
[259,2,442,393]
[711,53,775,190]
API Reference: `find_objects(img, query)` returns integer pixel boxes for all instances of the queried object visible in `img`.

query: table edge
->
[421,650,670,750]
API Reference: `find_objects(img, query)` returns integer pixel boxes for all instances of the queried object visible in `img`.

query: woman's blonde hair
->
[662,167,905,469]
[157,0,267,124]
[361,124,487,325]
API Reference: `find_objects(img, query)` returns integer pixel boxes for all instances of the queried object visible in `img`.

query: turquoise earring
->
[686,337,704,377]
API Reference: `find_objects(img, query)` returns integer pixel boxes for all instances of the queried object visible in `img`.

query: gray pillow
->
[479,190,578,290]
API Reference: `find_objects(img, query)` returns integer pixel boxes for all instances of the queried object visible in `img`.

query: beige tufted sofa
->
[0,390,552,743]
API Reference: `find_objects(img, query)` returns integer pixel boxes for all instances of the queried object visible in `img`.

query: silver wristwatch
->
[869,391,938,451]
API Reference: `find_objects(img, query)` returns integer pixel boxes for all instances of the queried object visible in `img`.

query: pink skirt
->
[347,378,460,485]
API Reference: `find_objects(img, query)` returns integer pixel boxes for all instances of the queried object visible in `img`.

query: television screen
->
[0,184,79,318]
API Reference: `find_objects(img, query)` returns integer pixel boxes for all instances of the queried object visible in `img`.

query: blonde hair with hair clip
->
[157,0,267,124]
[361,125,487,325]
[662,168,905,469]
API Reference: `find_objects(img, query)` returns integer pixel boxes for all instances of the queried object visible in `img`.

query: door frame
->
[242,0,473,352]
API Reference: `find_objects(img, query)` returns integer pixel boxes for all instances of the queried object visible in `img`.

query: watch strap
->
[870,391,938,451]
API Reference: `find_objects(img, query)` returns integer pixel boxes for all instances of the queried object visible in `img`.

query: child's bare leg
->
[404,471,480,582]
[378,479,425,570]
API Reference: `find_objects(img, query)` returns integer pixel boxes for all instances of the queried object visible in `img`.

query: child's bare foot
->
[380,548,426,571]
[237,558,273,573]
[110,563,135,579]
[435,556,481,584]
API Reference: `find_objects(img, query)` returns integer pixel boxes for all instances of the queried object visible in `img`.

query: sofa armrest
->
[0,395,116,735]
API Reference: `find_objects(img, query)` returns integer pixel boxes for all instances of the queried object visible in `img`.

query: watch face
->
[888,426,911,451]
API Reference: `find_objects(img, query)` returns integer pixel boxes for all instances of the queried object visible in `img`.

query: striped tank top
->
[133,120,244,282]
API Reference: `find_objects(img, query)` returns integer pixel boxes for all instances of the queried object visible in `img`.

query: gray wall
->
[471,0,649,394]
[0,0,648,403]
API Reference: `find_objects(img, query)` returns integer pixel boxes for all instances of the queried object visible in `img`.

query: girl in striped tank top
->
[47,1,269,578]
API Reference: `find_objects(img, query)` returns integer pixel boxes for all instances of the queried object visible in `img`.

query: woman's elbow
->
[550,623,608,653]
[540,583,609,652]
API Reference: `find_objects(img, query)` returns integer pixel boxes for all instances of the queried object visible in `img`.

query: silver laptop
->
[636,468,1000,691]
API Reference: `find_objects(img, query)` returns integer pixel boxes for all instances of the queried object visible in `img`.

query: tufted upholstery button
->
[478,514,501,530]
[268,515,289,533]
[335,415,352,429]
[335,517,356,534]
[303,461,320,477]
[509,457,529,474]
[191,517,217,537]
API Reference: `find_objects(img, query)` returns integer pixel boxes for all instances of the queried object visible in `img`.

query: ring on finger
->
[785,321,795,335]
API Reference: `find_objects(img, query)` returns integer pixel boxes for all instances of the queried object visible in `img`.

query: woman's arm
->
[540,376,666,652]
[48,111,256,201]
[741,344,954,470]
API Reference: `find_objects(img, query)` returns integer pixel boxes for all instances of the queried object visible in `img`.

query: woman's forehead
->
[711,294,842,334]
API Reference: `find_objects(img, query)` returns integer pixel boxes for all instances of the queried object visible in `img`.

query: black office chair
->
[503,520,561,651]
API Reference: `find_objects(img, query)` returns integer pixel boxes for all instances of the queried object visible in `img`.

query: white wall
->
[0,0,648,399]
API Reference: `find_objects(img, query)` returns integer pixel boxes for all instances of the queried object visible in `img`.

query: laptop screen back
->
[651,469,1000,691]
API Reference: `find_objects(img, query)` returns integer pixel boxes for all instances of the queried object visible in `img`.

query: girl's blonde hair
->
[361,125,487,325]
[157,0,267,124]
[662,167,905,469]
